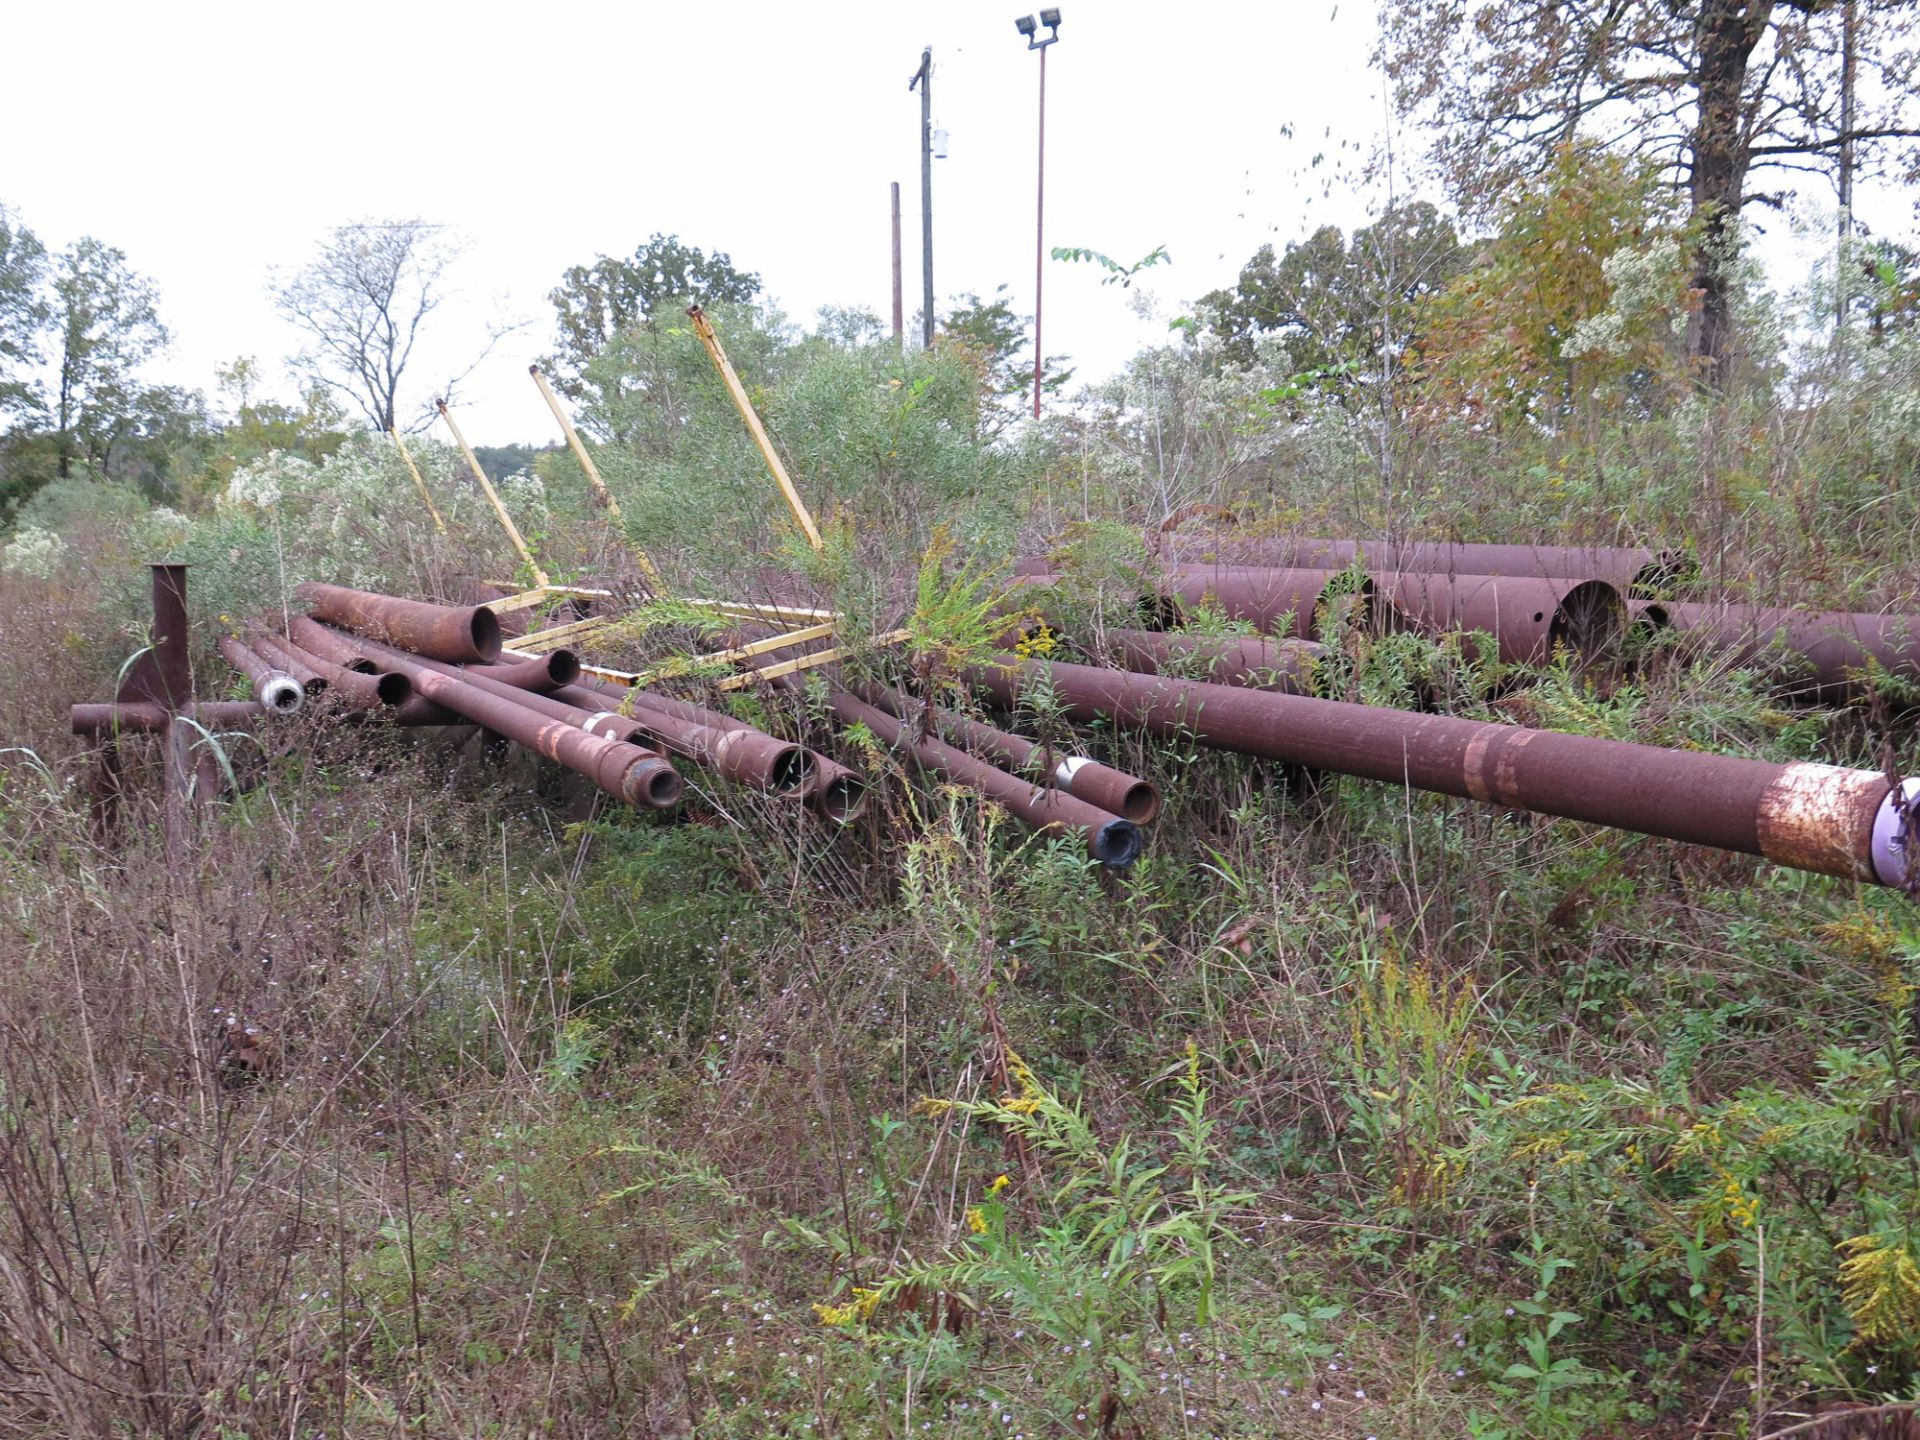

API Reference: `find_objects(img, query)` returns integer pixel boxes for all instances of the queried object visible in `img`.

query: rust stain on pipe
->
[1660,603,1920,703]
[258,631,411,709]
[1102,628,1325,692]
[295,581,503,663]
[471,651,582,693]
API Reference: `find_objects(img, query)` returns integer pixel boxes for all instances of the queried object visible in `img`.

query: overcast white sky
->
[1,0,1397,443]
[2,2,1909,445]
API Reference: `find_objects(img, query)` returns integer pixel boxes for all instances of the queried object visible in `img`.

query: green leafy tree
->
[1413,147,1693,425]
[545,234,760,399]
[0,203,47,422]
[49,237,168,479]
[1379,0,1920,381]
[1199,201,1471,389]
[940,287,1071,435]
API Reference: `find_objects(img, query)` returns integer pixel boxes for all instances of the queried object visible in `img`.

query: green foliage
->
[546,233,761,399]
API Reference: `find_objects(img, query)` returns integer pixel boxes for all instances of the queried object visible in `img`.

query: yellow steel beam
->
[436,398,551,589]
[714,628,910,691]
[528,364,669,594]
[686,305,825,552]
[389,428,448,534]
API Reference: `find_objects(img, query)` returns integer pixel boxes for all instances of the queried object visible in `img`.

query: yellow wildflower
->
[988,1173,1011,1195]
[966,1206,989,1235]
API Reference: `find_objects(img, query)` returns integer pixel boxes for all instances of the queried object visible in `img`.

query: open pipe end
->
[470,606,504,662]
[375,672,413,706]
[631,759,685,810]
[768,745,815,795]
[260,675,305,714]
[1549,580,1627,661]
[811,773,870,824]
[1118,781,1161,825]
[1090,819,1145,870]
[546,649,582,687]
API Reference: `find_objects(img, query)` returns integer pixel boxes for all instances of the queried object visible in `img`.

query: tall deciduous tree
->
[275,220,497,432]
[0,204,48,422]
[1379,0,1920,381]
[546,234,760,398]
[50,237,168,478]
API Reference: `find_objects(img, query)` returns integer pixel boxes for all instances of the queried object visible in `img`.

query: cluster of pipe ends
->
[69,548,1920,893]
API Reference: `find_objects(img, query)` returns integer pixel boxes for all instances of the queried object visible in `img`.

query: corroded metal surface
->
[295,581,503,664]
[1754,763,1889,880]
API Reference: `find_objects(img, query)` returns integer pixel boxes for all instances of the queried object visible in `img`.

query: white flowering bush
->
[2,525,67,578]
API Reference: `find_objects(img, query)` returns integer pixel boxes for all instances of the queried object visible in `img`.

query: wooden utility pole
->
[910,48,935,349]
[890,181,904,347]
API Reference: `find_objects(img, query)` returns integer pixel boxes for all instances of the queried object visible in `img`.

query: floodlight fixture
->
[1015,13,1037,36]
[1039,8,1061,28]
[1017,7,1059,49]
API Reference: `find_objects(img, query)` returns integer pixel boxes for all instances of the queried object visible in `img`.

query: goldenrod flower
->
[988,1173,1011,1195]
[966,1206,989,1235]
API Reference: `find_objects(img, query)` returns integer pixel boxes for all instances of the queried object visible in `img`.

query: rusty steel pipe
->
[858,681,1159,824]
[620,685,869,820]
[966,655,1920,888]
[73,701,267,735]
[1658,603,1920,704]
[554,682,812,796]
[217,636,305,714]
[1103,628,1326,692]
[471,651,583,693]
[295,581,503,663]
[318,629,679,809]
[338,639,684,809]
[257,632,411,709]
[1150,538,1685,595]
[1161,565,1391,640]
[285,614,385,675]
[823,688,1143,868]
[1377,571,1626,666]
[241,629,327,696]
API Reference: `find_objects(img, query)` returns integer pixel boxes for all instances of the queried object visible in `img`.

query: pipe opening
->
[1137,592,1184,631]
[375,672,413,706]
[300,677,329,699]
[469,607,504,662]
[640,763,685,809]
[349,659,380,675]
[1548,580,1626,663]
[814,774,870,824]
[1117,781,1160,825]
[546,650,582,687]
[1091,819,1145,870]
[768,746,815,794]
[262,676,305,714]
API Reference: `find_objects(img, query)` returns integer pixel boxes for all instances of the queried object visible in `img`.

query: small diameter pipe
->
[258,632,411,709]
[551,683,812,797]
[73,701,266,734]
[244,629,328,697]
[858,681,1158,824]
[823,687,1143,869]
[967,654,1920,889]
[615,681,868,822]
[218,636,305,714]
[295,581,503,663]
[286,614,383,674]
[470,651,583,693]
[319,629,680,810]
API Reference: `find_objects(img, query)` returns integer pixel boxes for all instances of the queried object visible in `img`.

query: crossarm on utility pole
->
[435,398,551,589]
[389,428,448,534]
[686,305,826,553]
[528,364,667,593]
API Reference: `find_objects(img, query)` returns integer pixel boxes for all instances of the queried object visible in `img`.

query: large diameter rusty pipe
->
[553,683,812,796]
[1103,628,1325,692]
[1153,539,1684,594]
[1378,571,1626,666]
[256,631,411,709]
[857,681,1158,824]
[73,701,266,735]
[824,688,1144,868]
[966,655,1920,888]
[319,630,678,809]
[1659,603,1920,703]
[294,581,503,663]
[1162,565,1388,639]
[217,636,305,714]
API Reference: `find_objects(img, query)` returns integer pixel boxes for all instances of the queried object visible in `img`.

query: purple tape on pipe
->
[1871,777,1920,889]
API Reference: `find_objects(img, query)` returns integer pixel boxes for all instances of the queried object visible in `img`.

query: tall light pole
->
[1015,11,1061,418]
[909,47,936,349]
